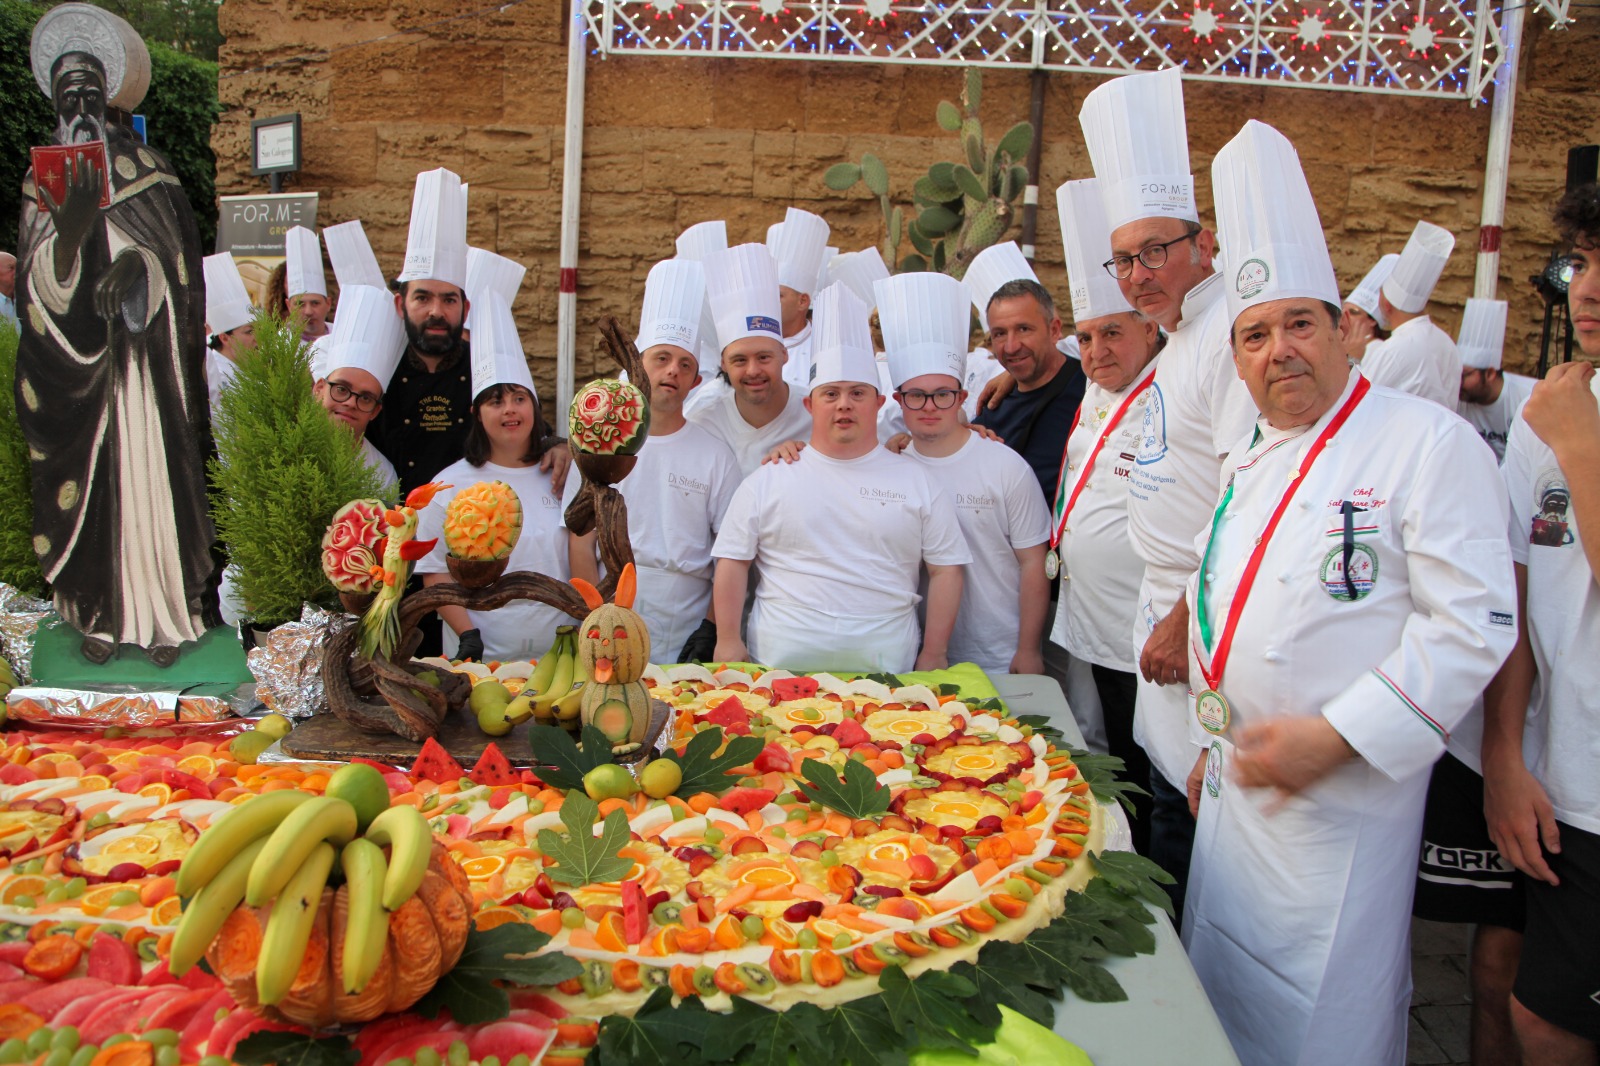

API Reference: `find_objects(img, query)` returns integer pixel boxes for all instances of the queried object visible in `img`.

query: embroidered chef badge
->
[1203,741,1224,798]
[1320,543,1378,601]
[1195,688,1231,735]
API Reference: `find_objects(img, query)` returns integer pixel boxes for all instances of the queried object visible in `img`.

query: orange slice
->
[107,752,144,768]
[932,800,981,820]
[870,841,911,863]
[739,865,796,889]
[473,906,523,931]
[137,783,173,806]
[764,917,800,949]
[0,875,49,905]
[151,896,183,926]
[74,775,112,793]
[176,755,216,778]
[78,883,126,916]
[459,855,508,882]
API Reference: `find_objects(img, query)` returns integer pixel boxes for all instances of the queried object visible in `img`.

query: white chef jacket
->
[206,348,238,422]
[780,323,814,390]
[562,422,741,658]
[687,384,813,480]
[1360,315,1461,409]
[415,460,572,661]
[358,437,398,490]
[1050,360,1160,673]
[1125,272,1259,787]
[1502,376,1600,834]
[713,445,971,673]
[1181,374,1516,1066]
[1457,371,1534,463]
[905,433,1050,673]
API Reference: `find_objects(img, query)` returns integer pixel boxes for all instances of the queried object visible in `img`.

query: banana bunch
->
[499,625,584,729]
[170,792,433,1004]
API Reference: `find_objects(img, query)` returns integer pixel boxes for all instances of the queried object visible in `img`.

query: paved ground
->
[1410,918,1474,1065]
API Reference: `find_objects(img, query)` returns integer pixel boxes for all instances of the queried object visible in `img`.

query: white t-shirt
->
[905,433,1050,673]
[1458,372,1534,463]
[1050,362,1160,672]
[206,348,237,422]
[713,445,971,672]
[415,460,572,661]
[562,422,741,655]
[687,384,813,479]
[781,324,814,390]
[873,355,907,440]
[1502,382,1600,833]
[1361,316,1461,409]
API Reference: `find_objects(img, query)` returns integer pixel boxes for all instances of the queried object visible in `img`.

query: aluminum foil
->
[246,603,353,720]
[4,685,243,728]
[0,583,52,683]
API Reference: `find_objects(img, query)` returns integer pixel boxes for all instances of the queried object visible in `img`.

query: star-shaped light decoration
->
[1188,4,1220,41]
[1406,16,1436,55]
[865,0,893,18]
[1296,13,1325,48]
[650,0,675,15]
[758,0,784,17]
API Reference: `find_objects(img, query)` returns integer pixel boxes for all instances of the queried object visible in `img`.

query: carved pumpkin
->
[205,842,474,1028]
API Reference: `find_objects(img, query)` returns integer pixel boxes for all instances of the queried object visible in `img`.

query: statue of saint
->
[16,4,218,666]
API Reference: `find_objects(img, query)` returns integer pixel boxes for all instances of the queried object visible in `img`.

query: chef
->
[1359,220,1462,407]
[317,283,405,489]
[767,207,830,390]
[877,270,1050,675]
[202,252,256,420]
[283,226,331,342]
[1080,67,1258,911]
[711,284,970,673]
[1048,178,1165,853]
[1180,120,1515,1066]
[827,248,905,440]
[1457,298,1534,462]
[313,218,390,381]
[676,220,734,420]
[463,246,526,340]
[567,258,741,660]
[1339,253,1396,362]
[687,243,813,478]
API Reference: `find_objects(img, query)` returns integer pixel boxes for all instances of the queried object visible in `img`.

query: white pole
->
[1474,0,1524,299]
[556,0,588,422]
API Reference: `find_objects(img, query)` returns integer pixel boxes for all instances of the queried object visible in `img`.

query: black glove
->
[678,619,718,663]
[456,628,485,663]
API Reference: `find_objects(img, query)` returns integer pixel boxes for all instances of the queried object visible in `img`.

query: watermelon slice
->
[469,742,517,787]
[52,986,135,1030]
[219,1014,302,1059]
[18,977,113,1019]
[831,717,870,749]
[352,1013,430,1061]
[772,676,820,701]
[704,696,752,735]
[82,988,183,1044]
[467,1021,554,1063]
[0,977,42,1005]
[0,942,32,965]
[179,990,236,1060]
[140,987,218,1034]
[368,1030,460,1066]
[0,962,20,982]
[718,787,777,817]
[87,933,142,985]
[411,737,466,783]
[0,763,37,784]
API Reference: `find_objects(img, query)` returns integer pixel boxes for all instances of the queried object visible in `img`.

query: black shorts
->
[1514,819,1600,1042]
[1413,753,1525,930]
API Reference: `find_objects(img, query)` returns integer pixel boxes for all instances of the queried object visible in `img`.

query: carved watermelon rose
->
[321,499,388,594]
[569,379,650,457]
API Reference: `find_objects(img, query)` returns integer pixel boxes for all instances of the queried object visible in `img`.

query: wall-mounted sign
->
[250,113,301,175]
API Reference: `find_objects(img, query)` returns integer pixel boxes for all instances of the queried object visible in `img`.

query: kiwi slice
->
[578,959,613,997]
[873,942,909,964]
[735,963,776,994]
[903,930,936,952]
[947,922,978,944]
[840,954,864,979]
[652,901,683,924]
[641,965,671,989]
[692,965,719,997]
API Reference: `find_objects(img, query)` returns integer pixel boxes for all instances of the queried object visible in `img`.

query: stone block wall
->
[214,1,1600,394]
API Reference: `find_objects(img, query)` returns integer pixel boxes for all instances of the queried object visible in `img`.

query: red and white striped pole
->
[1474,0,1524,299]
[556,0,589,420]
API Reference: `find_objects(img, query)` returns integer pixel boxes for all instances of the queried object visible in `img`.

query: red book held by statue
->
[31,142,113,210]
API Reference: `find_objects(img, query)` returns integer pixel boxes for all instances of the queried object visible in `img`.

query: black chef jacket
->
[371,343,475,497]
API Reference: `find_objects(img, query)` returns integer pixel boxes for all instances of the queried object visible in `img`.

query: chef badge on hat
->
[1056,178,1134,324]
[322,220,388,290]
[767,207,831,296]
[875,272,969,390]
[1458,298,1509,370]
[469,291,538,402]
[1346,253,1400,331]
[325,285,407,386]
[1079,67,1198,232]
[464,247,527,334]
[638,259,706,355]
[964,241,1040,331]
[398,168,468,289]
[284,226,327,300]
[1382,220,1456,315]
[705,243,784,352]
[807,283,878,391]
[203,252,255,336]
[1211,120,1340,329]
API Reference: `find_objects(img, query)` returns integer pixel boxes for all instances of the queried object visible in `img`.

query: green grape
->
[446,1040,469,1066]
[832,932,853,951]
[796,928,818,950]
[108,889,140,907]
[64,877,87,899]
[414,1046,442,1066]
[142,1029,179,1048]
[703,826,724,845]
[42,1047,72,1066]
[560,907,587,929]
[69,1046,99,1066]
[0,1038,29,1065]
[26,1029,53,1057]
[51,1028,80,1053]
[740,915,764,941]
[155,1045,180,1066]
[819,851,840,867]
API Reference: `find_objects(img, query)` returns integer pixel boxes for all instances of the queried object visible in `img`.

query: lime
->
[254,713,294,740]
[326,762,391,829]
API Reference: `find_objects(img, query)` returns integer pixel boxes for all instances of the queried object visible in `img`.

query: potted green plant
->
[209,312,395,636]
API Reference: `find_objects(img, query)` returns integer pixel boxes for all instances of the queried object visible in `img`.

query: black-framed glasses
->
[1103,231,1198,280]
[327,379,381,411]
[897,388,961,410]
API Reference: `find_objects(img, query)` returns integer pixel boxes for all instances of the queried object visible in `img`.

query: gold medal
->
[1195,688,1231,735]
[1044,549,1061,580]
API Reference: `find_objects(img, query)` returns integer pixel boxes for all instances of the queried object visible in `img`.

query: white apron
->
[748,598,919,675]
[634,564,712,662]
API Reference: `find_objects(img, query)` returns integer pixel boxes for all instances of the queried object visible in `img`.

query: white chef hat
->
[203,253,255,336]
[1211,121,1340,329]
[638,258,706,355]
[964,241,1039,331]
[324,285,406,386]
[1458,298,1509,370]
[322,220,387,290]
[284,226,327,299]
[807,283,878,390]
[309,335,334,381]
[767,207,831,296]
[1079,68,1198,232]
[828,248,892,311]
[398,168,468,289]
[1382,221,1455,314]
[677,220,727,262]
[705,243,784,351]
[815,246,839,295]
[1346,253,1399,331]
[1057,178,1134,324]
[464,247,526,334]
[876,272,970,389]
[469,290,538,402]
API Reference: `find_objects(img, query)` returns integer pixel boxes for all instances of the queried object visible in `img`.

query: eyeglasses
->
[898,389,961,410]
[327,380,381,412]
[1103,231,1199,280]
